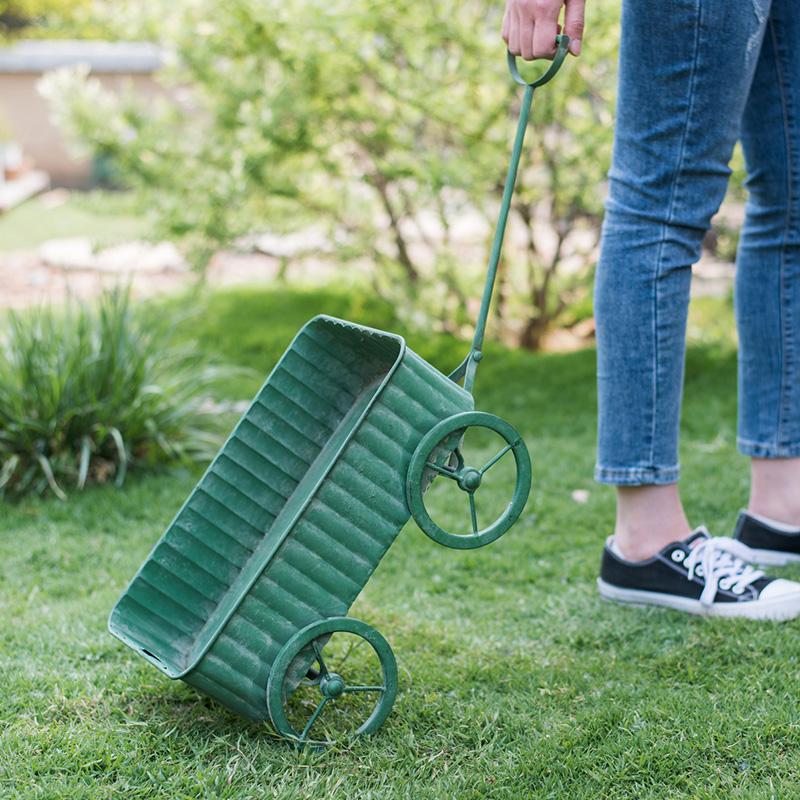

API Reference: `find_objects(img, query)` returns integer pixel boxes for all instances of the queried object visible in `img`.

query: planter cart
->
[109,39,570,745]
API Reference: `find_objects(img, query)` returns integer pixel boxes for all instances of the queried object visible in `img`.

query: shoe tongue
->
[684,526,710,549]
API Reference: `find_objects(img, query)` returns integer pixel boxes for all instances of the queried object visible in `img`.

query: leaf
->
[0,454,20,490]
[108,426,128,488]
[36,453,67,501]
[77,435,92,490]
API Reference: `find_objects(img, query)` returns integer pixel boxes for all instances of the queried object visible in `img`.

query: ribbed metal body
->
[109,316,472,720]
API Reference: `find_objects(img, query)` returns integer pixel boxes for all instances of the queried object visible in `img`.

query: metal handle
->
[450,34,571,392]
[507,33,571,87]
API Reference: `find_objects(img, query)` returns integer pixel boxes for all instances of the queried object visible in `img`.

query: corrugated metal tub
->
[110,316,531,743]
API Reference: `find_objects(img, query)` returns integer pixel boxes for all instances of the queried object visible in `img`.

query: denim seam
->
[769,19,796,448]
[737,437,800,458]
[738,435,800,447]
[770,18,793,449]
[595,465,681,486]
[648,0,703,470]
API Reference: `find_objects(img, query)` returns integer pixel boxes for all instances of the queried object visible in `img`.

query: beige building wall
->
[0,71,161,188]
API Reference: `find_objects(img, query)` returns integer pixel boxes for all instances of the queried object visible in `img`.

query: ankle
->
[747,502,800,529]
[613,521,691,561]
[612,483,691,562]
[750,457,800,527]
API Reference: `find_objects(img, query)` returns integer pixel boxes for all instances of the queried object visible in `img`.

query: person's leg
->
[595,0,772,560]
[734,0,800,525]
[612,485,689,562]
[749,459,800,524]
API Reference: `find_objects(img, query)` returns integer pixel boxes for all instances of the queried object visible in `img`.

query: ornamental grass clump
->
[0,290,228,499]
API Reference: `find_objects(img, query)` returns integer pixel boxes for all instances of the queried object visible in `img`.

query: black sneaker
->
[597,527,800,620]
[733,510,800,567]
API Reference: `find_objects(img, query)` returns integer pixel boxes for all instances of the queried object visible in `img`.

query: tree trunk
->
[519,316,548,350]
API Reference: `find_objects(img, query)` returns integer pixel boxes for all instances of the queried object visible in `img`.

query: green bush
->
[0,0,89,39]
[0,290,230,499]
[43,0,620,349]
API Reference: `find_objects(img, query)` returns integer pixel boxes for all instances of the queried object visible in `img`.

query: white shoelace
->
[684,535,764,607]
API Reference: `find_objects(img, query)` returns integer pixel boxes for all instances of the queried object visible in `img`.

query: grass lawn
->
[0,191,146,252]
[2,287,798,799]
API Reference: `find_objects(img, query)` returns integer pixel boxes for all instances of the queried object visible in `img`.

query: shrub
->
[0,0,90,39]
[0,290,230,499]
[43,0,620,349]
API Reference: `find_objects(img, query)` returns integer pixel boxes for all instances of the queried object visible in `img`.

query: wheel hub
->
[320,673,346,698]
[458,467,482,493]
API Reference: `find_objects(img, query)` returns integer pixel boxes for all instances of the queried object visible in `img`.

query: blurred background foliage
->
[8,0,744,350]
[0,0,157,39]
[41,0,620,349]
[0,0,87,38]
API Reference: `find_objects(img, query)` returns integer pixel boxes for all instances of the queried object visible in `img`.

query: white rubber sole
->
[597,578,800,621]
[745,548,800,567]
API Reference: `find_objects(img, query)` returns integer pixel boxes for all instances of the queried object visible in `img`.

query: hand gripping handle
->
[507,33,571,87]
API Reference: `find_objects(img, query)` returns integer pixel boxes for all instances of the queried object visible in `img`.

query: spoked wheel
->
[267,617,398,747]
[406,411,532,549]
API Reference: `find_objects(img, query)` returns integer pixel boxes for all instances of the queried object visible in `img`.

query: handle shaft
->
[453,35,570,393]
[470,81,533,357]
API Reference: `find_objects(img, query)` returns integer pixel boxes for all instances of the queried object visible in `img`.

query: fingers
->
[531,13,559,59]
[502,0,568,61]
[508,6,521,56]
[518,10,535,61]
[563,0,585,55]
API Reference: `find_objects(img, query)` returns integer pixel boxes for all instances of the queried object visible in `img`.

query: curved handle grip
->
[507,33,570,87]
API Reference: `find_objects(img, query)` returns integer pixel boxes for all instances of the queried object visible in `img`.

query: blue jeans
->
[595,0,800,485]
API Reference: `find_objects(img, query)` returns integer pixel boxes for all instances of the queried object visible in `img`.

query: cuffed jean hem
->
[737,438,800,458]
[594,465,680,486]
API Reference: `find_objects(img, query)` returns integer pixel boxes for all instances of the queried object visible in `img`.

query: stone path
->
[0,243,735,311]
[0,246,287,310]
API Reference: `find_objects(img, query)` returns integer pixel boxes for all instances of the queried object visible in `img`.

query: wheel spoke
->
[425,460,458,479]
[469,493,478,534]
[300,697,329,741]
[480,440,518,475]
[343,685,385,693]
[312,641,329,676]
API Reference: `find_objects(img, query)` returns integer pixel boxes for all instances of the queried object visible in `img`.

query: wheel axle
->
[320,673,346,698]
[457,467,482,493]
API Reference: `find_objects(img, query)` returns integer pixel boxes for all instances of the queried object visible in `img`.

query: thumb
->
[563,0,585,55]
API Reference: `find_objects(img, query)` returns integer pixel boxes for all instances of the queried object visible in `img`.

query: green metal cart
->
[109,40,570,746]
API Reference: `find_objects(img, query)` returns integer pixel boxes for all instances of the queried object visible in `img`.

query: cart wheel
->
[406,411,532,549]
[267,617,397,747]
